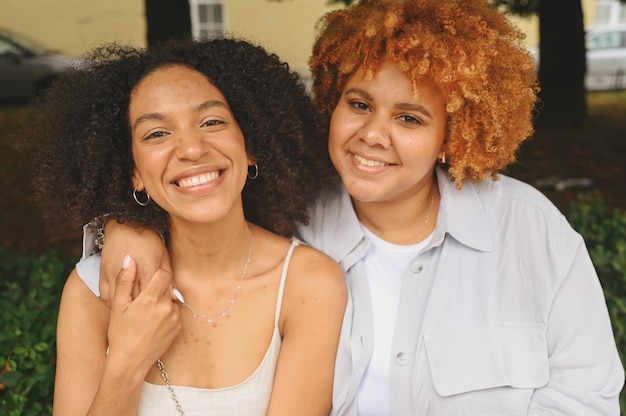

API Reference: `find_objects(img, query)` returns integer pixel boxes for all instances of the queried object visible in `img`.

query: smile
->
[176,171,221,188]
[353,154,389,167]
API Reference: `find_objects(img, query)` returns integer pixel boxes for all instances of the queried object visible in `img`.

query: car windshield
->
[0,29,50,54]
[587,32,620,50]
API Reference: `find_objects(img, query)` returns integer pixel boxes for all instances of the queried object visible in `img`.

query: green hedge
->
[0,250,70,416]
[0,195,624,415]
[568,194,626,413]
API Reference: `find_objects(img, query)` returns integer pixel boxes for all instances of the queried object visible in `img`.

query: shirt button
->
[410,261,423,274]
[396,352,410,366]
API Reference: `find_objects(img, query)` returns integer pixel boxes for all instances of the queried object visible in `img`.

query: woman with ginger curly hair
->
[78,0,624,414]
[24,38,347,416]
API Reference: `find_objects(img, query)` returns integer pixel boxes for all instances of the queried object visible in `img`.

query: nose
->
[175,129,208,161]
[359,116,391,149]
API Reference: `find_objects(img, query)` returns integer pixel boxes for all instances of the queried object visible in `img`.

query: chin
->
[343,179,385,204]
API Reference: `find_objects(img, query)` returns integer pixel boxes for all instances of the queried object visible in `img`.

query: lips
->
[353,153,390,167]
[176,171,221,188]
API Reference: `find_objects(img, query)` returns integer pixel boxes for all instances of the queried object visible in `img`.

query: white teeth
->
[177,171,220,188]
[353,154,389,167]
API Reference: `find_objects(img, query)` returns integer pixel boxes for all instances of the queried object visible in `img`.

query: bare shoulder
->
[251,224,345,289]
[285,242,347,299]
[278,242,347,340]
[248,225,346,306]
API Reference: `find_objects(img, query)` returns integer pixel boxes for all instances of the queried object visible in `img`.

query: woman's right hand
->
[99,220,170,307]
[106,255,181,374]
[69,256,181,416]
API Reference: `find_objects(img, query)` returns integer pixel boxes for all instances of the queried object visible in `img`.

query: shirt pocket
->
[424,322,549,397]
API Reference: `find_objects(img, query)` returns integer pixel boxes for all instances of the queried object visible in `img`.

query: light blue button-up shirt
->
[296,167,624,415]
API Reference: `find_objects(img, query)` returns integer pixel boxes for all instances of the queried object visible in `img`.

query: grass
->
[1,91,626,261]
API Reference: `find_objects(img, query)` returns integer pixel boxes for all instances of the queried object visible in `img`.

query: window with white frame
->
[189,0,226,39]
[595,0,626,25]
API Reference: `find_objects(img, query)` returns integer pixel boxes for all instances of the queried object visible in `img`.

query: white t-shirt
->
[356,225,433,416]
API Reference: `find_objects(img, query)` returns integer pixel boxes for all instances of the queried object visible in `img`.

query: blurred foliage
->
[487,0,538,16]
[568,194,626,413]
[0,248,72,416]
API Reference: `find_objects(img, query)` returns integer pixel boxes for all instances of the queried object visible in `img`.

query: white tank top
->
[77,240,299,416]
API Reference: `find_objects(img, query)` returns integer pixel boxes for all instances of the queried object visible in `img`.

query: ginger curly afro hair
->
[22,37,328,238]
[309,0,539,187]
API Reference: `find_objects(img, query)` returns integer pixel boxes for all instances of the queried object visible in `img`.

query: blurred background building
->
[0,0,624,83]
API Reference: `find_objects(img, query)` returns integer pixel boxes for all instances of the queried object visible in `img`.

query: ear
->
[437,150,447,164]
[132,168,145,191]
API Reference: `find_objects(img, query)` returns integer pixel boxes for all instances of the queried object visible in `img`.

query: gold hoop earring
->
[438,152,447,164]
[247,163,259,180]
[133,189,151,206]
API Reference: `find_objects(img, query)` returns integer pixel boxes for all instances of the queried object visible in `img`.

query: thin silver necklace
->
[173,231,255,324]
[157,231,255,415]
[416,193,436,242]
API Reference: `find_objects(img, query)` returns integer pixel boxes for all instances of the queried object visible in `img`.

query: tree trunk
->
[536,0,587,130]
[145,0,192,47]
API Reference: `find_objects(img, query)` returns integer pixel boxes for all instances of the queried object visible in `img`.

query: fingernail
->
[172,288,185,304]
[122,254,131,270]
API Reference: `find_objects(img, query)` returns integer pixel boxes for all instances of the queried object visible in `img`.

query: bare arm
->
[267,246,348,415]
[53,257,181,416]
[98,220,170,306]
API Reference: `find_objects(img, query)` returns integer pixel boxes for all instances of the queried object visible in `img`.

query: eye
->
[398,114,422,125]
[201,117,226,128]
[349,100,370,112]
[143,129,169,141]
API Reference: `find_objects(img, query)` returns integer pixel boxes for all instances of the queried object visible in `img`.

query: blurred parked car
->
[585,25,626,90]
[0,28,79,103]
[529,25,626,91]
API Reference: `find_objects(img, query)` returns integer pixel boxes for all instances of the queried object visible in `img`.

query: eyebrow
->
[344,87,434,119]
[132,100,229,132]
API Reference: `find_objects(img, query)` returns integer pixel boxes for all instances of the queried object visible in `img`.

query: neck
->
[168,218,256,325]
[167,216,254,280]
[354,179,440,245]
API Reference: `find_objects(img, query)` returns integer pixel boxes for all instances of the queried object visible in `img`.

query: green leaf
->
[0,370,24,388]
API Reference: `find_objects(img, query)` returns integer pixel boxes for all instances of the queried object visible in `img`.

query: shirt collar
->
[435,166,494,252]
[315,179,370,271]
[316,168,494,267]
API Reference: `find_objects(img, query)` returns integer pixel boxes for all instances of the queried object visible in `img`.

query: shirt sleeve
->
[75,254,101,297]
[528,234,625,415]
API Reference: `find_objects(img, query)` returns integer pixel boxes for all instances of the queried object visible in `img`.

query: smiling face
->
[129,64,251,227]
[328,59,447,209]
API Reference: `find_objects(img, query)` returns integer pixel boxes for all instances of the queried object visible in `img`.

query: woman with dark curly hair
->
[80,0,624,414]
[24,38,347,415]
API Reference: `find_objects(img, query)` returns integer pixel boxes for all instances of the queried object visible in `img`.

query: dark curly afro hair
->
[309,0,539,187]
[21,37,329,238]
